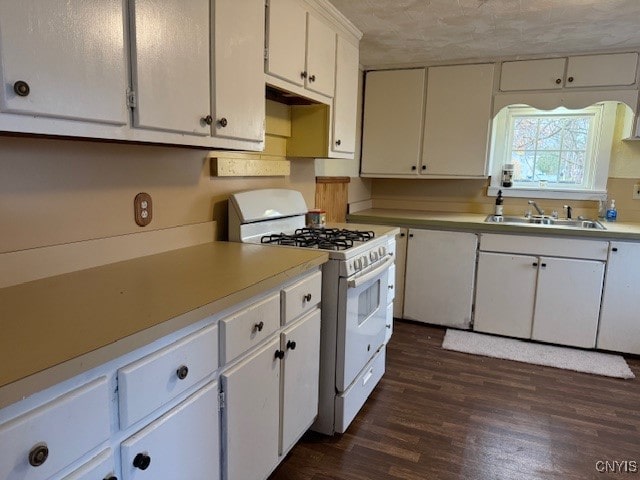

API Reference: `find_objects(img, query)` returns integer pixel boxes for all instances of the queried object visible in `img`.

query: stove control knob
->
[361,257,368,268]
[378,246,386,257]
[369,251,378,262]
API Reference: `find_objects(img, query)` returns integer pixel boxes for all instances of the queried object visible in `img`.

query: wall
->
[0,130,315,254]
[370,103,640,222]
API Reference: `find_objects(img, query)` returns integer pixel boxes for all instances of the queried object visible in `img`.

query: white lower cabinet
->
[62,449,115,480]
[121,381,220,480]
[280,309,321,455]
[403,229,478,328]
[221,338,281,480]
[475,235,606,348]
[474,252,538,339]
[598,242,640,354]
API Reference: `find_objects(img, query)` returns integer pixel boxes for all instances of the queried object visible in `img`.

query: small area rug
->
[442,329,635,379]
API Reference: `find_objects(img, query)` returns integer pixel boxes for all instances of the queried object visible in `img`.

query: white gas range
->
[228,189,398,435]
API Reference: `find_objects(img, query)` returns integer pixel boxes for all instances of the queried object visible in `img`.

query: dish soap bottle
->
[606,199,617,222]
[495,190,504,216]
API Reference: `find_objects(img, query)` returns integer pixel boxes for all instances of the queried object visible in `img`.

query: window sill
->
[487,185,607,201]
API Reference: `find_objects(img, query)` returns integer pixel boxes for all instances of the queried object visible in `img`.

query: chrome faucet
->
[528,200,544,215]
[563,205,572,219]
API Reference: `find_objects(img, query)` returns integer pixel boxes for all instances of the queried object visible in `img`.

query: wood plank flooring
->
[269,320,640,480]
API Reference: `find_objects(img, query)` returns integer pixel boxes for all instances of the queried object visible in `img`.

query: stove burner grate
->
[260,227,374,250]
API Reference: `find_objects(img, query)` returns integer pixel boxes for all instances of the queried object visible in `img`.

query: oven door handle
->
[348,254,394,289]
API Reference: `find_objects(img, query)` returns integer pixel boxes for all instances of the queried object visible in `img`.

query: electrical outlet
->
[634,184,640,200]
[134,192,152,226]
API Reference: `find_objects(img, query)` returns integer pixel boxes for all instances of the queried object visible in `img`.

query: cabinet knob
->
[253,321,264,332]
[386,324,391,329]
[335,139,341,146]
[532,262,538,267]
[421,165,426,170]
[303,293,312,302]
[555,78,562,85]
[300,71,308,79]
[567,76,574,83]
[399,233,405,237]
[411,165,417,171]
[104,476,118,480]
[133,453,151,470]
[217,117,228,128]
[388,285,394,289]
[286,340,297,350]
[28,443,49,467]
[13,80,30,97]
[176,365,189,380]
[202,115,213,126]
[309,74,316,82]
[409,233,414,238]
[541,263,547,268]
[612,247,618,252]
[274,349,285,360]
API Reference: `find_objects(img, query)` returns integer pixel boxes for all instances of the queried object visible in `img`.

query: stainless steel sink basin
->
[485,215,606,230]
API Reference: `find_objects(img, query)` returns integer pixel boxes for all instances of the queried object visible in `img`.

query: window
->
[488,103,619,200]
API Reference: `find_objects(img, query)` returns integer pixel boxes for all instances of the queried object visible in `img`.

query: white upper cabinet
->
[266,0,336,99]
[265,0,307,88]
[305,14,337,97]
[332,37,360,155]
[565,53,638,88]
[211,0,265,143]
[421,63,494,177]
[129,0,211,136]
[0,0,128,125]
[500,52,639,91]
[361,68,426,176]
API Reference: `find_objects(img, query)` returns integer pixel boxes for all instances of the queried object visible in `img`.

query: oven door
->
[336,254,393,392]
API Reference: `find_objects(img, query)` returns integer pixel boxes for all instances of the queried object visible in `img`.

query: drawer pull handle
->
[253,321,264,333]
[303,293,312,302]
[274,349,285,360]
[133,453,151,470]
[28,443,48,467]
[286,340,297,350]
[176,365,189,380]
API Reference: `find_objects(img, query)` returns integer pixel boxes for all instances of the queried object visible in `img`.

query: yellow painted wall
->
[0,102,316,254]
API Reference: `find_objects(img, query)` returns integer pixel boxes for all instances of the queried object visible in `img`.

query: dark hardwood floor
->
[269,320,640,480]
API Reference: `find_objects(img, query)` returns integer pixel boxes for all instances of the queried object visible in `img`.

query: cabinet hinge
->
[264,47,269,61]
[218,391,225,411]
[126,89,137,109]
[265,0,269,6]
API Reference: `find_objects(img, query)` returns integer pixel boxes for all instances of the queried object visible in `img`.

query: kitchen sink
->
[485,215,607,230]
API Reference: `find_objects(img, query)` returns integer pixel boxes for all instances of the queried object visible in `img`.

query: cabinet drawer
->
[62,448,115,480]
[220,293,280,365]
[281,270,322,324]
[118,323,218,429]
[0,377,110,480]
[479,233,608,260]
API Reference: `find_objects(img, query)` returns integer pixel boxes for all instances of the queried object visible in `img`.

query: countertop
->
[347,209,640,241]
[0,241,328,402]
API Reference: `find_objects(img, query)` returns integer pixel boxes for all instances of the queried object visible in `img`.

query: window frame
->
[488,102,617,200]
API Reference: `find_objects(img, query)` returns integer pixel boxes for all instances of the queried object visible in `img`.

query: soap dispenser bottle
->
[606,199,617,222]
[495,190,504,216]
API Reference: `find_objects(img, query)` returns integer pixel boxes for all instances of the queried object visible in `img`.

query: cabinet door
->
[121,382,220,480]
[211,0,265,143]
[332,37,359,154]
[532,257,604,348]
[62,449,115,480]
[130,0,211,135]
[0,0,128,125]
[404,230,477,328]
[265,0,307,87]
[474,252,537,339]
[421,64,494,177]
[566,53,638,88]
[305,14,336,97]
[393,229,408,318]
[221,338,280,480]
[500,58,566,91]
[598,242,640,354]
[280,309,321,455]
[361,69,426,176]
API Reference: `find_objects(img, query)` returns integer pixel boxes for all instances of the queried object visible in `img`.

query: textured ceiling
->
[329,0,640,68]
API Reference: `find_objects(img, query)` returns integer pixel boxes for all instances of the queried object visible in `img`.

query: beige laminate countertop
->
[348,209,640,241]
[0,242,328,404]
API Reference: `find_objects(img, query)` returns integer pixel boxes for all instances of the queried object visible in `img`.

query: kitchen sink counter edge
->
[347,209,640,240]
[0,241,328,407]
